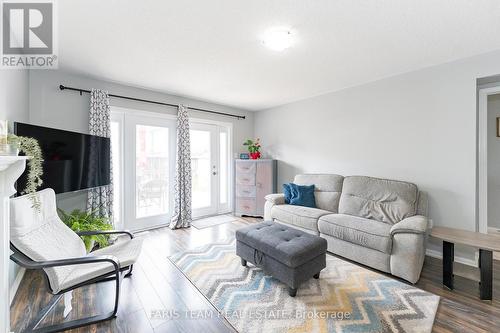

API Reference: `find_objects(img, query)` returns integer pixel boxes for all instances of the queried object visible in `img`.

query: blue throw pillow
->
[289,184,316,208]
[282,183,293,204]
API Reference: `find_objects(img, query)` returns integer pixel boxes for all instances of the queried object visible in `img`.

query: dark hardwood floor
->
[10,216,500,333]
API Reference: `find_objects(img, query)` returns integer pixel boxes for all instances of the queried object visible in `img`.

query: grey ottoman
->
[235,221,327,297]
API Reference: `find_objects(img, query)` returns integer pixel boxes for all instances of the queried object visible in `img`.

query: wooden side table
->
[431,226,500,300]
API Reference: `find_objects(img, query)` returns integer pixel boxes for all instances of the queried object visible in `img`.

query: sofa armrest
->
[390,215,428,236]
[265,193,286,205]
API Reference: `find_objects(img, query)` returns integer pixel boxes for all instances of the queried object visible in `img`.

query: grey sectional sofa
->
[264,174,429,283]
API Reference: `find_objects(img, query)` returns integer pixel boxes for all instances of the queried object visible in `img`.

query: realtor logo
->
[1,0,57,68]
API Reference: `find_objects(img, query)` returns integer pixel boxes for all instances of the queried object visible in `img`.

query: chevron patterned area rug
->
[169,240,439,333]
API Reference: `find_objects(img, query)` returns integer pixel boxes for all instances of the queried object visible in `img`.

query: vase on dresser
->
[234,159,276,217]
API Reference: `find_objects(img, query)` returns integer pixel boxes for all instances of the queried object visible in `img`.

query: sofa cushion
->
[318,214,392,253]
[339,176,418,224]
[283,183,293,204]
[271,204,331,232]
[294,174,344,212]
[289,184,316,208]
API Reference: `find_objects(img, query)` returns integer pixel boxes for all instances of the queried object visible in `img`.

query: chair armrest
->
[76,230,134,239]
[10,251,121,271]
[265,193,286,205]
[390,215,428,236]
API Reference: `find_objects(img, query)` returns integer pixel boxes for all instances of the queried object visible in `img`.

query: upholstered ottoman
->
[235,221,327,297]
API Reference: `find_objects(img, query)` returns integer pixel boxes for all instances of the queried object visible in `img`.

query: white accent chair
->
[10,188,143,333]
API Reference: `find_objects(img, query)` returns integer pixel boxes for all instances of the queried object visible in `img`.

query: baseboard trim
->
[10,268,26,305]
[488,227,500,234]
[426,249,478,267]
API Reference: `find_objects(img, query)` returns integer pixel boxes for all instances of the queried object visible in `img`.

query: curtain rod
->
[59,85,246,120]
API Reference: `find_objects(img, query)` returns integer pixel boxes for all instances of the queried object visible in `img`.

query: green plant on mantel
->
[58,208,113,252]
[8,134,43,209]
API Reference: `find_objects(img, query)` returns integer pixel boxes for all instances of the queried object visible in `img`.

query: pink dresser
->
[234,159,277,217]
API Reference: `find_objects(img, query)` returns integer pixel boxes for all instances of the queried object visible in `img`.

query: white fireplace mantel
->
[0,156,28,333]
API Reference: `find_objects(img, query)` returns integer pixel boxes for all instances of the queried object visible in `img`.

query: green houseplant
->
[243,138,261,159]
[7,134,43,209]
[58,208,113,252]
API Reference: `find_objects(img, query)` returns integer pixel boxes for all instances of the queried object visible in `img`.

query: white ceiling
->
[59,0,500,111]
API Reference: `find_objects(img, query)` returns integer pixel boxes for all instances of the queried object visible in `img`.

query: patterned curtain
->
[169,105,192,229]
[87,89,114,223]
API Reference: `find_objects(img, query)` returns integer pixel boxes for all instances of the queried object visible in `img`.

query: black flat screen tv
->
[14,122,111,195]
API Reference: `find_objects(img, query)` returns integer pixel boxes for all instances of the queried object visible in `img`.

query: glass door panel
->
[191,129,212,210]
[219,130,229,210]
[190,123,218,217]
[122,113,175,231]
[135,125,169,218]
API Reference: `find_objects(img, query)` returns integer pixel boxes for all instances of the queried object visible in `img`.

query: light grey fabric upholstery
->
[390,215,428,236]
[416,191,429,216]
[264,194,285,221]
[339,176,418,225]
[275,221,319,235]
[391,232,426,283]
[271,204,331,232]
[321,234,391,273]
[294,174,344,212]
[265,193,285,205]
[318,214,392,253]
[264,173,428,283]
[10,189,143,293]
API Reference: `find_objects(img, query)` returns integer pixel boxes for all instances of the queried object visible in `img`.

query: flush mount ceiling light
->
[261,28,293,52]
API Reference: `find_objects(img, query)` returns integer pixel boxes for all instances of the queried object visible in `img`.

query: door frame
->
[478,85,500,234]
[111,106,234,229]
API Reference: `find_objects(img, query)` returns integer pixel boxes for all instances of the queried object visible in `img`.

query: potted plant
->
[58,208,113,252]
[243,138,261,159]
[7,134,43,209]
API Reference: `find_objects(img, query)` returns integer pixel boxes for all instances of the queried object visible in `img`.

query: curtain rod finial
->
[59,85,65,90]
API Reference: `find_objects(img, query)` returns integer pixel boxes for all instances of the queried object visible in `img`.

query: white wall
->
[0,70,30,295]
[1,71,29,124]
[28,70,255,211]
[487,94,500,229]
[255,50,500,260]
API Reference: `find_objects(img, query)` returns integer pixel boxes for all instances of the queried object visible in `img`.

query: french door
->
[113,112,176,231]
[191,123,230,218]
[111,109,231,231]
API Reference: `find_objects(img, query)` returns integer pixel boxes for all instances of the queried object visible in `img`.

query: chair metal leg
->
[23,271,122,333]
[125,264,134,277]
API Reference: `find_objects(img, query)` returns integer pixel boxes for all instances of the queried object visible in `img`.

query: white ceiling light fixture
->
[261,27,293,52]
